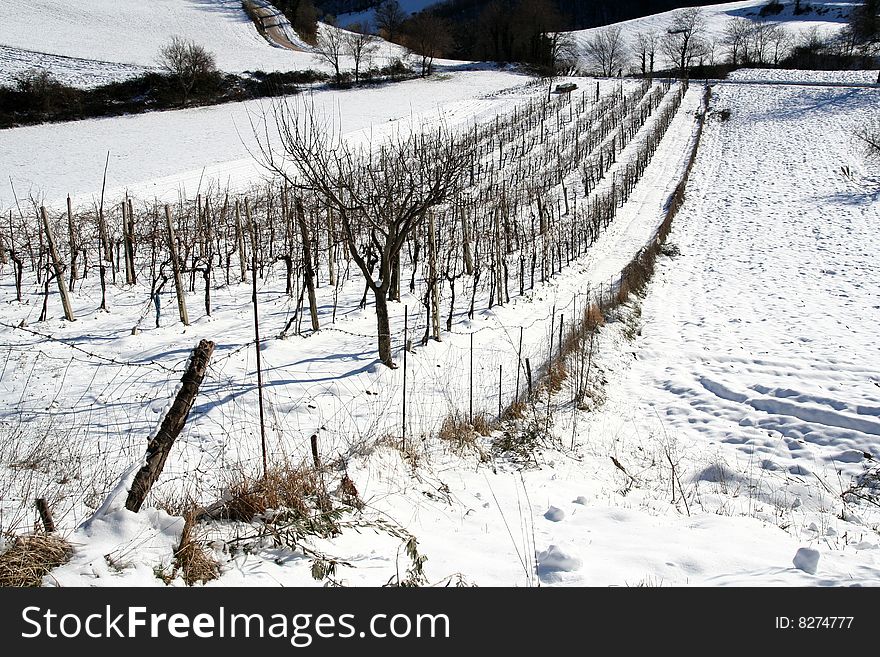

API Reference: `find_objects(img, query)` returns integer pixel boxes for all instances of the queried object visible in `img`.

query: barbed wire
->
[0,319,182,373]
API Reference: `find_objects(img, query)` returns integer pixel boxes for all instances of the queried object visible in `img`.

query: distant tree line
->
[576,2,879,79]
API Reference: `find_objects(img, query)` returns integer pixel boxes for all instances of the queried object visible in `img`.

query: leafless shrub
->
[157,36,218,104]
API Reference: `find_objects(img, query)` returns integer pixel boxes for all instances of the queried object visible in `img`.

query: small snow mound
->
[544,506,565,521]
[793,547,820,575]
[573,496,588,505]
[693,462,741,484]
[537,545,582,574]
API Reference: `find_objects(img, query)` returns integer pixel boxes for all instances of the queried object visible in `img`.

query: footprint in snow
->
[544,506,565,522]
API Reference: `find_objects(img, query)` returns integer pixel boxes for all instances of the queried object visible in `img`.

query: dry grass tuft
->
[377,433,423,470]
[222,463,323,522]
[585,304,605,330]
[615,278,631,305]
[546,360,567,392]
[0,533,72,587]
[471,413,497,437]
[173,514,219,586]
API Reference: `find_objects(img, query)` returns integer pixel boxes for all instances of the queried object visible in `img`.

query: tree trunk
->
[374,288,394,367]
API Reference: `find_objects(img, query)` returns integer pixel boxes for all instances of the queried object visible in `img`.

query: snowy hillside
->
[0,0,409,88]
[1,0,879,591]
[0,0,312,73]
[569,0,857,67]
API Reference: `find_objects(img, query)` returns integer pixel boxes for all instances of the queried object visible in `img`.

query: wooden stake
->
[41,207,75,322]
[164,205,189,326]
[35,498,55,533]
[125,339,215,512]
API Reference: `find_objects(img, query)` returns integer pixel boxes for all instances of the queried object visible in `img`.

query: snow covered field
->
[0,69,529,211]
[0,0,314,74]
[728,67,880,83]
[550,77,880,585]
[1,2,879,590]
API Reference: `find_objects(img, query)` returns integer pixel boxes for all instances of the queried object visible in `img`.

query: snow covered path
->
[554,80,880,585]
[627,82,880,476]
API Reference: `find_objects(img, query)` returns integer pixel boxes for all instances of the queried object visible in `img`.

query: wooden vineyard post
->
[235,200,247,283]
[164,205,189,326]
[402,305,408,450]
[125,339,215,512]
[41,207,75,322]
[251,239,269,481]
[428,210,440,341]
[66,195,78,291]
[295,197,319,332]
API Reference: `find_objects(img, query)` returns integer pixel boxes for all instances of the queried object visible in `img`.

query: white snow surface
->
[0,69,530,211]
[0,45,153,89]
[569,1,858,71]
[728,67,880,83]
[0,0,314,73]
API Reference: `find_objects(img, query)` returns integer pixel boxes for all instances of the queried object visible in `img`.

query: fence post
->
[125,339,215,512]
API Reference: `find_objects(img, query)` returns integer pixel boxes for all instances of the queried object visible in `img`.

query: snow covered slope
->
[0,69,529,211]
[0,0,313,73]
[569,0,857,68]
[559,75,880,584]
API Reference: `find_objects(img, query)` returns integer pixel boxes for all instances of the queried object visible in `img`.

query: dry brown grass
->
[504,400,527,420]
[585,304,605,330]
[437,413,493,459]
[222,463,323,522]
[377,433,423,470]
[546,359,567,392]
[471,413,497,437]
[0,533,72,587]
[616,278,631,305]
[172,514,219,586]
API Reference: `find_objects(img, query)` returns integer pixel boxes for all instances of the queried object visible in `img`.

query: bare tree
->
[402,13,452,77]
[375,0,407,43]
[850,0,880,52]
[313,22,346,81]
[251,101,472,367]
[582,25,628,77]
[546,31,578,73]
[723,17,753,65]
[632,30,658,76]
[857,121,880,159]
[661,7,707,76]
[344,23,380,83]
[157,36,218,104]
[767,24,792,65]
